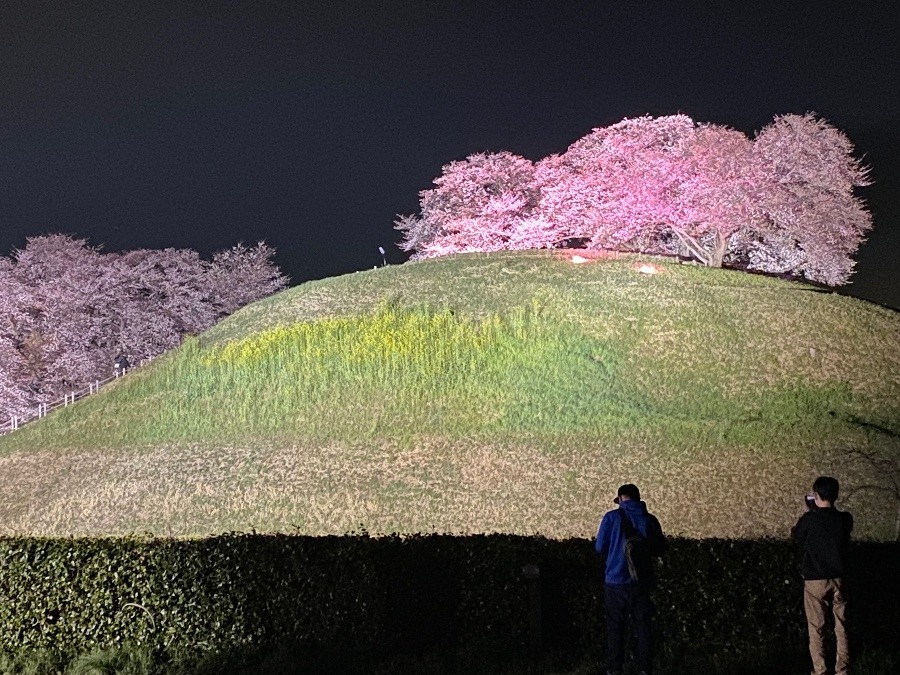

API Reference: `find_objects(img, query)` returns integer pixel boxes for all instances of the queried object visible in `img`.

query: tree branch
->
[670,228,711,265]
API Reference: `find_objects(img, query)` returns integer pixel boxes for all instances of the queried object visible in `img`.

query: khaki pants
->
[803,578,849,675]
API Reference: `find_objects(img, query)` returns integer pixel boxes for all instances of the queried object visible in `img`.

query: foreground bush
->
[0,535,896,673]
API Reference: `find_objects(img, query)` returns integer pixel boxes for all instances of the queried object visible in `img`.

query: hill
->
[1,250,898,540]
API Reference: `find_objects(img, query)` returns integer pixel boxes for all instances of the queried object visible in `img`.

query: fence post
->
[4,358,148,435]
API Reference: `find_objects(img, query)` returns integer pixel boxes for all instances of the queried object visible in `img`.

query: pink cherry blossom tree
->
[207,242,289,313]
[746,113,872,285]
[535,114,697,254]
[3,236,106,400]
[663,123,768,267]
[0,235,287,423]
[396,151,546,257]
[0,259,39,419]
[95,247,220,364]
[397,113,872,286]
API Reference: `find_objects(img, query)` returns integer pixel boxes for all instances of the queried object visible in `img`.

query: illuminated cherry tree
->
[0,235,287,422]
[0,342,32,419]
[207,242,288,313]
[0,260,38,418]
[396,113,872,286]
[662,123,766,267]
[745,113,873,285]
[0,236,105,404]
[535,114,698,253]
[395,151,551,257]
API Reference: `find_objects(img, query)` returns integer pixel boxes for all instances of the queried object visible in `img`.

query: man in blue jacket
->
[595,483,667,675]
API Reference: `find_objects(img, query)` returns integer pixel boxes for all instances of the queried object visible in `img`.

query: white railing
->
[0,357,154,437]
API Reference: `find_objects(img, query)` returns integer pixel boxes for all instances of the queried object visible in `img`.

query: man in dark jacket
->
[792,476,853,675]
[595,483,667,675]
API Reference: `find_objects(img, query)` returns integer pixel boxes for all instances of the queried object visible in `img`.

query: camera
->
[805,493,818,510]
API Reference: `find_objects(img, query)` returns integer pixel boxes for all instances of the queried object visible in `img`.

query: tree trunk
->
[672,229,711,266]
[708,231,729,268]
[672,227,731,268]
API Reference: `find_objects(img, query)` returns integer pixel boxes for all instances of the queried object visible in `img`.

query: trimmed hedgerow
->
[0,535,896,670]
[0,534,385,657]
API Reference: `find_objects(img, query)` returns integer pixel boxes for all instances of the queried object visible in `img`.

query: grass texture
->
[1,251,898,539]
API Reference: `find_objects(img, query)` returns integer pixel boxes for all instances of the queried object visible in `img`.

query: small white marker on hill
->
[638,264,658,275]
[571,255,588,264]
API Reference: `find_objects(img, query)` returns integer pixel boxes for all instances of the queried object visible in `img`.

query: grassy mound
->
[1,251,898,539]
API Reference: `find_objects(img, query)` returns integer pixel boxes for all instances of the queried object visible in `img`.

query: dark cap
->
[613,483,641,504]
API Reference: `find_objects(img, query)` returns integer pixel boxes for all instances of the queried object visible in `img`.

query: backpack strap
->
[618,508,641,539]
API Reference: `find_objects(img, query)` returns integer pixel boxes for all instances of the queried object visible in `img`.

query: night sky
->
[2,2,898,308]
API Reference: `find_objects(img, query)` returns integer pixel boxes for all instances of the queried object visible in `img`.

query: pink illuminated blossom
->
[395,151,545,257]
[0,235,287,422]
[397,113,872,286]
[747,113,872,285]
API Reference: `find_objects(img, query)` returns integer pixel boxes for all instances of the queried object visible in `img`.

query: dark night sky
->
[1,1,898,307]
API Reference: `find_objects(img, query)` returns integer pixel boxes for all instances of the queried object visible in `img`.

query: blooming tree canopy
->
[396,113,872,285]
[537,115,704,255]
[747,113,873,285]
[395,151,547,257]
[0,235,287,422]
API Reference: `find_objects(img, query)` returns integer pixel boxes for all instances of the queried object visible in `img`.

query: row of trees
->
[396,113,872,285]
[0,235,287,420]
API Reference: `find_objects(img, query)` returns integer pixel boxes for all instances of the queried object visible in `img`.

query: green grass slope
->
[1,251,898,540]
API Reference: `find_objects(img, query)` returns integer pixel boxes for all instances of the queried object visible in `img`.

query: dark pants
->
[605,582,653,674]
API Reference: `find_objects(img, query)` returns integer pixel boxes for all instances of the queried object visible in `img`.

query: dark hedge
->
[0,535,896,671]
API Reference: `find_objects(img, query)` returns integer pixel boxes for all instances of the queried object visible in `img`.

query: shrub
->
[0,534,896,671]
